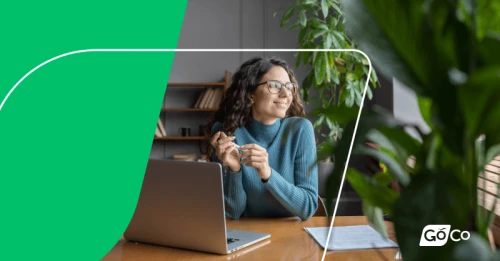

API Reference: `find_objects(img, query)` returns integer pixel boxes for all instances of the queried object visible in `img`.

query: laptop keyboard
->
[227,238,240,244]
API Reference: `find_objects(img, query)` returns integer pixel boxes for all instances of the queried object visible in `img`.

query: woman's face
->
[251,66,294,124]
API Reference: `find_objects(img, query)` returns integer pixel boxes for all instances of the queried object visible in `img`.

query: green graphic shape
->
[0,2,187,260]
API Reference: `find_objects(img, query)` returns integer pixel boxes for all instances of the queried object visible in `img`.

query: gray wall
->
[151,0,312,159]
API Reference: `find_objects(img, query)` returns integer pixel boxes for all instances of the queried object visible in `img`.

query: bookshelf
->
[153,71,232,160]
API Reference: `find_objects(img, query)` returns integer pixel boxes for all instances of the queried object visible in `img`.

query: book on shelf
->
[209,88,223,108]
[197,88,210,108]
[172,153,197,161]
[192,87,224,109]
[193,88,207,108]
[155,125,162,137]
[158,118,167,136]
[206,89,216,108]
[202,88,215,108]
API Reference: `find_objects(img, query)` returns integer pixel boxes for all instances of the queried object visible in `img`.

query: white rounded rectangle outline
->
[0,49,372,261]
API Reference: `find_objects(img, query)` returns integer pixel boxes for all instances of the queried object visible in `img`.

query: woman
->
[205,57,318,221]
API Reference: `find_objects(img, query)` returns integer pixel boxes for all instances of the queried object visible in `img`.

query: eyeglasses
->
[257,80,298,94]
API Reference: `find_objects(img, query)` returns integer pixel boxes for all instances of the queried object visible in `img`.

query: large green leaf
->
[314,51,327,84]
[313,114,325,130]
[365,129,397,155]
[417,95,433,129]
[309,18,327,30]
[362,201,389,239]
[328,16,338,30]
[324,107,401,213]
[298,26,308,43]
[332,31,345,42]
[393,169,470,261]
[298,9,307,27]
[485,143,500,165]
[280,6,295,27]
[313,1,500,260]
[301,72,313,102]
[324,52,331,83]
[312,29,328,39]
[376,127,421,163]
[330,32,341,48]
[342,0,468,156]
[323,33,332,49]
[329,0,342,15]
[347,168,399,215]
[302,50,312,66]
[432,82,466,158]
[295,52,302,68]
[303,0,317,5]
[477,0,500,40]
[366,130,413,173]
[452,233,498,261]
[365,83,373,100]
[321,0,328,18]
[477,33,500,66]
[286,21,301,31]
[314,105,359,126]
[432,0,473,75]
[354,146,410,186]
[458,66,500,146]
[340,0,429,93]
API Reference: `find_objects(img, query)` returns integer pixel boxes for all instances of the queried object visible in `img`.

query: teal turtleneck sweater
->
[211,117,318,221]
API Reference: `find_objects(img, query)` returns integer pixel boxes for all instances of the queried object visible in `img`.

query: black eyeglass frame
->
[256,80,298,94]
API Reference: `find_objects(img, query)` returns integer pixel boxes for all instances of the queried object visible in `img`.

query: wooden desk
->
[102,216,398,261]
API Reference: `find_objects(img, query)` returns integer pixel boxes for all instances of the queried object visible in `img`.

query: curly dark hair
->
[203,56,305,159]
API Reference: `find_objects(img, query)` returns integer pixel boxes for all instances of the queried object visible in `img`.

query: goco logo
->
[419,225,470,246]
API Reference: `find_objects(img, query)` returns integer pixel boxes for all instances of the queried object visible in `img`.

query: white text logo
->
[419,225,470,246]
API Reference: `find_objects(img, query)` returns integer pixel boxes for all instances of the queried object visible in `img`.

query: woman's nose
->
[278,87,290,97]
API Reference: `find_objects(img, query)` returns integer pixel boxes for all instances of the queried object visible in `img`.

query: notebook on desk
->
[304,225,398,251]
[123,159,270,255]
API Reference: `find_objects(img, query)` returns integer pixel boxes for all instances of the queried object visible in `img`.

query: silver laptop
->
[123,159,270,254]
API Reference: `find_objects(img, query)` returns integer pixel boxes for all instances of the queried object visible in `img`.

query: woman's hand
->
[239,143,271,181]
[210,131,240,172]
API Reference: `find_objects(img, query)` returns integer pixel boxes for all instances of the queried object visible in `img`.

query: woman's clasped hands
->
[210,131,271,181]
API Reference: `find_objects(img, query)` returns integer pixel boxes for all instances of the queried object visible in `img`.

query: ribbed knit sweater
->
[211,117,318,221]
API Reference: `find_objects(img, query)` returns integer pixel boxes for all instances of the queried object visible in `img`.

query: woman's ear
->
[250,96,254,104]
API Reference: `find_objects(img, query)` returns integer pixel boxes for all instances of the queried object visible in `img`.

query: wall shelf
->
[154,136,206,141]
[167,82,226,87]
[161,108,218,112]
[153,71,231,160]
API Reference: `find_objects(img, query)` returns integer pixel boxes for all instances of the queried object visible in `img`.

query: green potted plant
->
[274,0,378,198]
[320,0,500,260]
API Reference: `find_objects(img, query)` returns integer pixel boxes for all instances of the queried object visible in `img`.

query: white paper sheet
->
[304,225,398,251]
